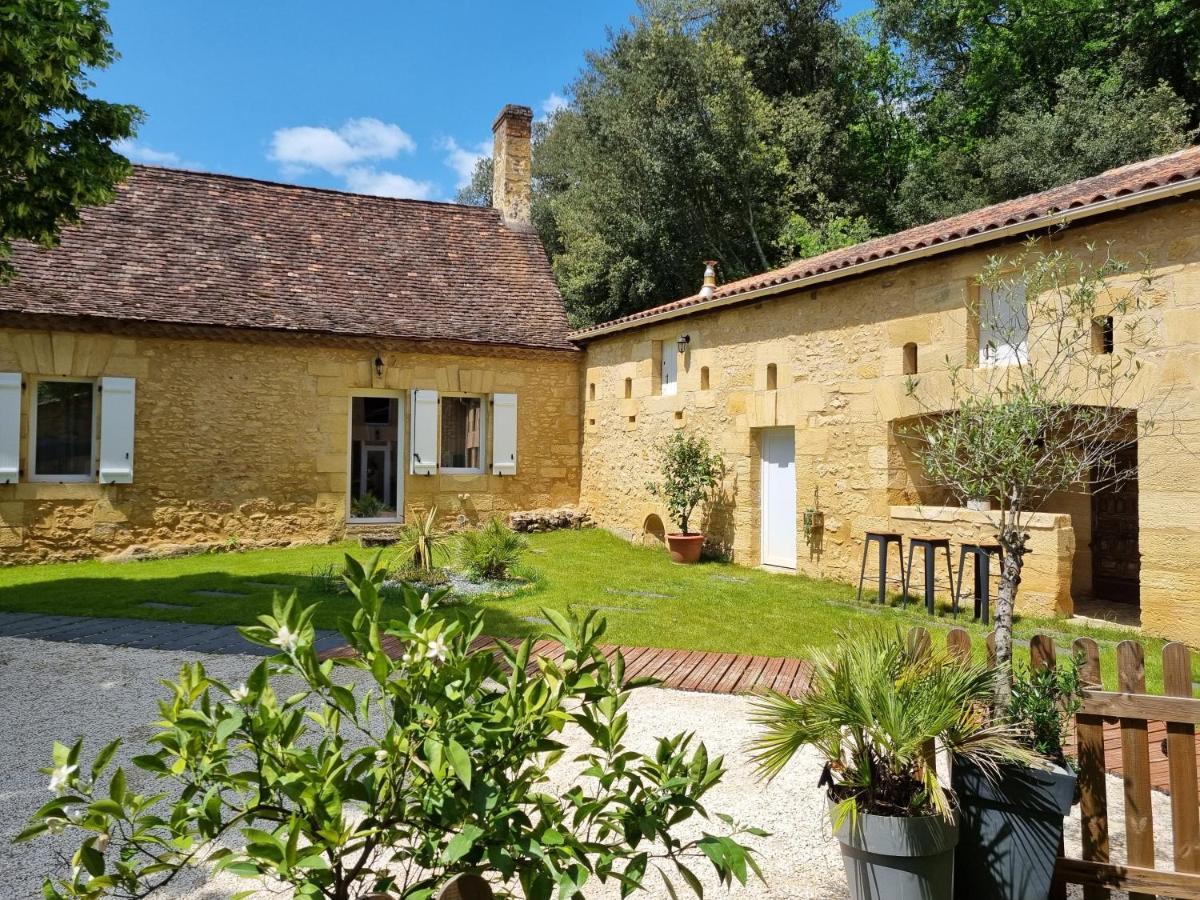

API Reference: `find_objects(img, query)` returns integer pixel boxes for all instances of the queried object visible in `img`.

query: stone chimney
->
[492,104,534,230]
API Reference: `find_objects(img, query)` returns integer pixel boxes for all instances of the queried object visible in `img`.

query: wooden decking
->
[322,635,1189,795]
[322,634,814,697]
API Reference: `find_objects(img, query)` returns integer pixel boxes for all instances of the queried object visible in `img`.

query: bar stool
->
[954,542,1003,625]
[857,532,907,604]
[903,536,955,614]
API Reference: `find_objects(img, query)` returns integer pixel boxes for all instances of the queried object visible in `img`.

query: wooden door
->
[1091,445,1140,604]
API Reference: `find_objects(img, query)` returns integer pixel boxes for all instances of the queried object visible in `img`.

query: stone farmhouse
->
[2,104,1199,643]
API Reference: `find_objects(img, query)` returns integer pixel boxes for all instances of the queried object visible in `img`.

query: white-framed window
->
[979,280,1029,366]
[29,377,97,482]
[440,394,486,474]
[660,344,678,395]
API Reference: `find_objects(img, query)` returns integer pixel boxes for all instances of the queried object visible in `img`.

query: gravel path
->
[0,635,1175,899]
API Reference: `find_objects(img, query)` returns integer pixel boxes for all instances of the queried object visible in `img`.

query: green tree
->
[455,156,492,207]
[534,17,787,325]
[0,0,141,281]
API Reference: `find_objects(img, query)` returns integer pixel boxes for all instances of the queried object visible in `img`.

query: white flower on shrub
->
[374,749,388,763]
[425,636,449,664]
[271,624,300,654]
[230,683,249,702]
[48,763,77,794]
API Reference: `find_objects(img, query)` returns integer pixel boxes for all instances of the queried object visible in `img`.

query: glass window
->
[979,281,1029,365]
[33,380,95,479]
[441,396,484,472]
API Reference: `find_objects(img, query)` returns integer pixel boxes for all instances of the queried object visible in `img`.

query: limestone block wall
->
[579,198,1200,643]
[0,328,580,562]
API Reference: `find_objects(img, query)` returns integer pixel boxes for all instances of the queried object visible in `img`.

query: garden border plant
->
[20,553,763,900]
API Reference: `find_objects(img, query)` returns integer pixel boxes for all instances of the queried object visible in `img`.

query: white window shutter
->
[979,281,1029,365]
[98,377,136,483]
[411,389,439,475]
[0,373,20,484]
[491,393,517,475]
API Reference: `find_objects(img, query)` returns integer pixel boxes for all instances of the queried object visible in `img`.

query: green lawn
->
[0,528,1183,692]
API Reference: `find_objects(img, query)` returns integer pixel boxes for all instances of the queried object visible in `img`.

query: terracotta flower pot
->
[666,532,704,563]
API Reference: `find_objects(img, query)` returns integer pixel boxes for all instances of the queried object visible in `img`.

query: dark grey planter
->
[833,806,959,900]
[951,758,1078,900]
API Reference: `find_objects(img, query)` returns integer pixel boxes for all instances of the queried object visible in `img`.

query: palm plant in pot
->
[749,630,1029,900]
[646,430,722,563]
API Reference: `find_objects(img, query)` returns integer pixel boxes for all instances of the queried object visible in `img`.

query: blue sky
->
[96,1,870,203]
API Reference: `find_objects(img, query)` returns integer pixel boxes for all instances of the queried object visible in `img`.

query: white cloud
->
[541,92,568,118]
[269,118,416,174]
[441,137,491,190]
[267,117,436,199]
[114,139,182,166]
[342,167,435,200]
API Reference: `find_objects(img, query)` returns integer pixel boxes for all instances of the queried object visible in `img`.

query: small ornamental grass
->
[20,553,763,900]
[749,629,1031,827]
[458,518,528,582]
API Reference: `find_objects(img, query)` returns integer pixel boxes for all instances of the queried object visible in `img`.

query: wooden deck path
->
[322,636,1190,795]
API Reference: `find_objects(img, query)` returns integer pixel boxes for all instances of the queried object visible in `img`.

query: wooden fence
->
[907,625,1200,900]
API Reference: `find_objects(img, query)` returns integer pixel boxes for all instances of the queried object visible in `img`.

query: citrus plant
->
[645,431,722,535]
[21,554,761,900]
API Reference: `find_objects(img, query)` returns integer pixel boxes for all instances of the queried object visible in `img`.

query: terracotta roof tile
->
[572,145,1200,339]
[1,166,574,351]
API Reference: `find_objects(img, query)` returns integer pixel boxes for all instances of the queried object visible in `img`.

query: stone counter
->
[889,505,1076,618]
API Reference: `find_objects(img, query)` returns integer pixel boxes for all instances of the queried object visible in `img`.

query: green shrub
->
[21,554,761,899]
[1008,657,1084,765]
[459,518,527,581]
[350,492,386,519]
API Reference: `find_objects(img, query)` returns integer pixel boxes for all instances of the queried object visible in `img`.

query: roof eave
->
[570,177,1200,343]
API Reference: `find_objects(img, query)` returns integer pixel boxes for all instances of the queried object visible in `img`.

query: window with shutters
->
[30,378,97,482]
[440,395,486,474]
[978,280,1029,366]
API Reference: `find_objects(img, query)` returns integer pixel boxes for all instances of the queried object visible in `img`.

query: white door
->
[760,427,797,568]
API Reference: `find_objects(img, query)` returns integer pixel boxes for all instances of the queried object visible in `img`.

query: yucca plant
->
[749,629,1030,827]
[395,505,450,572]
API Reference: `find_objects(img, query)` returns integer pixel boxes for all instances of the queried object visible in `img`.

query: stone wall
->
[579,198,1200,642]
[0,329,580,562]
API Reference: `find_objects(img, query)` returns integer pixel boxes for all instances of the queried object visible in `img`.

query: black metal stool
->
[857,532,907,604]
[954,542,1003,625]
[903,536,955,614]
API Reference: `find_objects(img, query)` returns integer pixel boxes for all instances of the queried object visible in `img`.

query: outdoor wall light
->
[676,334,691,354]
[374,355,384,377]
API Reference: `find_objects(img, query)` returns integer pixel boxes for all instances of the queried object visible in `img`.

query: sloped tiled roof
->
[572,145,1200,340]
[1,166,575,352]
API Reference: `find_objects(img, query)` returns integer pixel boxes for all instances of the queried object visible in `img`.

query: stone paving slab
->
[0,611,337,657]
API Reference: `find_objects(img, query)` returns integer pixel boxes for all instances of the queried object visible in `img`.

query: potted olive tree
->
[903,240,1162,899]
[749,630,1028,900]
[646,430,722,563]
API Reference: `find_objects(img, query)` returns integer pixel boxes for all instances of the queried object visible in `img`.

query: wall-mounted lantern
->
[676,334,691,355]
[374,356,385,378]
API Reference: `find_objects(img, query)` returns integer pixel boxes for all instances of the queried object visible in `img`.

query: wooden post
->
[1074,637,1110,900]
[1117,640,1155,900]
[1163,642,1200,876]
[946,627,971,664]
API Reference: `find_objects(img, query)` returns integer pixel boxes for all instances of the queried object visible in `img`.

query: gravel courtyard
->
[0,634,1175,899]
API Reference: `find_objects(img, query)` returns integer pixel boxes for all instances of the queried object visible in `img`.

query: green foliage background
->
[458,0,1200,326]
